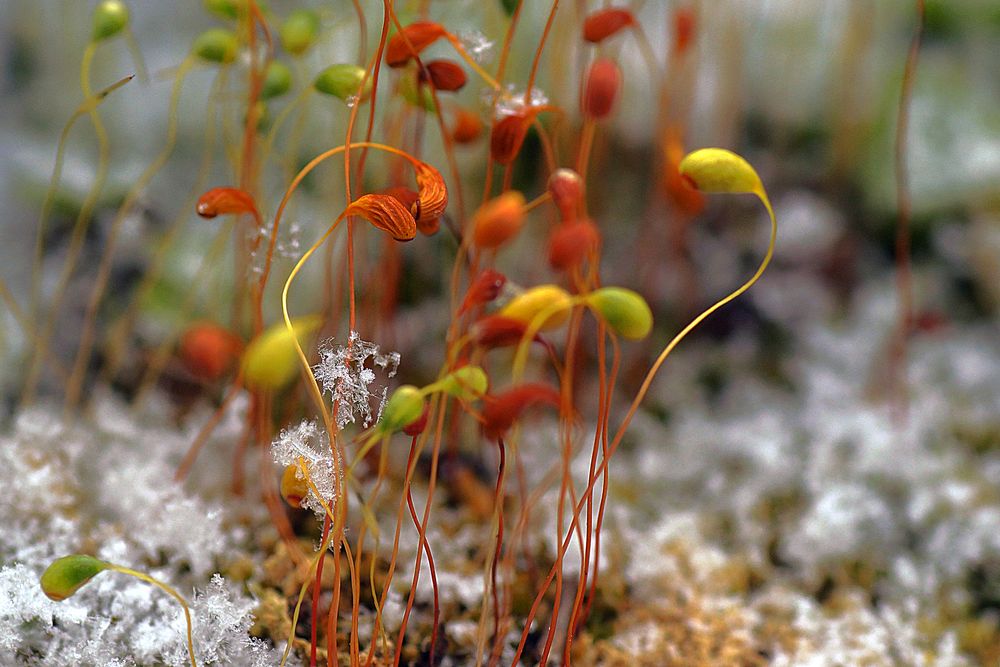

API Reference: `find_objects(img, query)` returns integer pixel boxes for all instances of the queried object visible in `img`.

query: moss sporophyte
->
[19,2,795,665]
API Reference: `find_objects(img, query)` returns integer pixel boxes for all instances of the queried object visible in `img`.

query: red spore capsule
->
[547,219,601,271]
[386,21,447,67]
[490,112,531,165]
[582,8,635,44]
[459,269,507,315]
[482,384,561,439]
[196,187,258,219]
[179,322,243,381]
[419,59,467,92]
[583,58,622,120]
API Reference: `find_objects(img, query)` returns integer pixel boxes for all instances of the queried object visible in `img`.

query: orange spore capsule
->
[482,384,561,439]
[459,269,507,315]
[674,6,696,56]
[547,168,584,221]
[413,160,449,226]
[386,21,447,68]
[582,7,636,44]
[471,191,527,250]
[196,187,259,219]
[179,322,243,381]
[419,59,467,92]
[663,127,705,215]
[452,108,484,144]
[383,185,439,236]
[490,112,531,165]
[583,58,622,120]
[547,219,601,271]
[345,194,417,242]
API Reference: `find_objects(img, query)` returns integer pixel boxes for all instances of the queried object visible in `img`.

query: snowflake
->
[312,332,400,429]
[271,420,337,518]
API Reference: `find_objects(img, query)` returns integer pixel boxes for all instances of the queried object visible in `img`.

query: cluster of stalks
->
[25,1,779,665]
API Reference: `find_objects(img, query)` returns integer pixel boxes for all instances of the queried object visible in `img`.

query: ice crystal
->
[271,420,338,517]
[313,331,400,429]
[457,30,494,64]
[484,83,549,118]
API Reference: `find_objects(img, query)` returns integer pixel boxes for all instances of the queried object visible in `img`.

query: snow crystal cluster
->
[270,419,338,518]
[312,331,400,429]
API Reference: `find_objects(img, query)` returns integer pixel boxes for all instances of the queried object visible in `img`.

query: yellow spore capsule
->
[242,315,322,391]
[500,284,574,331]
[279,465,308,508]
[586,287,653,340]
[678,148,763,196]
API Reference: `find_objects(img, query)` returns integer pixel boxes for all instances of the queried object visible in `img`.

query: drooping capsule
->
[344,194,417,242]
[499,284,573,331]
[677,148,763,196]
[585,287,653,340]
[314,64,372,102]
[242,315,322,391]
[386,21,447,67]
[481,384,561,439]
[582,7,635,43]
[40,555,109,602]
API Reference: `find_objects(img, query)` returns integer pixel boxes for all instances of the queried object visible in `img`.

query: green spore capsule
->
[203,0,240,19]
[313,64,371,102]
[280,9,321,56]
[381,385,426,433]
[92,1,129,42]
[192,28,239,64]
[586,287,653,340]
[40,555,109,602]
[440,365,489,400]
[261,60,292,100]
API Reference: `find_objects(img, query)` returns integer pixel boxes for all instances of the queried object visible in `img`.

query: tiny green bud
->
[192,28,239,64]
[677,148,762,196]
[585,287,653,340]
[381,385,426,433]
[40,555,108,601]
[313,64,371,102]
[92,1,129,42]
[242,315,322,391]
[440,365,488,400]
[203,0,240,19]
[280,9,321,56]
[261,60,292,100]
